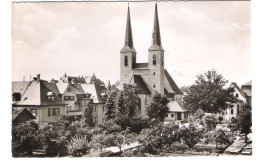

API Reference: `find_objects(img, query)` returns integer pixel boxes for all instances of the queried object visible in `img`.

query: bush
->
[12,121,41,157]
[67,135,90,157]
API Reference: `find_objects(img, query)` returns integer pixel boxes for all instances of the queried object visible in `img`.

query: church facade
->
[120,3,188,120]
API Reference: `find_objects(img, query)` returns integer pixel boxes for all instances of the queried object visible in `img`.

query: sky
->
[12,1,251,87]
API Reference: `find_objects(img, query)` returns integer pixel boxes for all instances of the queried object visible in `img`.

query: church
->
[120,3,189,122]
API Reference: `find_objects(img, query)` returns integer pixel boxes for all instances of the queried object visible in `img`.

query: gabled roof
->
[168,101,188,112]
[164,69,183,94]
[12,107,36,121]
[67,76,86,83]
[133,63,148,70]
[230,82,246,98]
[80,84,105,103]
[56,83,69,94]
[132,75,150,94]
[13,81,66,106]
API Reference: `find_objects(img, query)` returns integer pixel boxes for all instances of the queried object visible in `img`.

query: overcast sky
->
[12,1,251,87]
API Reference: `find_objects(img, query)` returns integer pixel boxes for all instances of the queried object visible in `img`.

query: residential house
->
[12,74,67,125]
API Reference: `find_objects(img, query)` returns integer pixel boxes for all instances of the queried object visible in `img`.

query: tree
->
[104,91,117,121]
[12,120,41,157]
[147,92,169,122]
[83,102,95,127]
[233,106,252,143]
[183,70,237,114]
[179,124,203,150]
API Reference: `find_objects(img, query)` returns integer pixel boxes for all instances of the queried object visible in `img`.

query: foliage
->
[202,114,217,132]
[232,106,252,142]
[12,120,41,157]
[83,102,95,127]
[179,124,203,150]
[67,135,90,157]
[116,84,140,117]
[183,70,237,114]
[138,123,180,155]
[147,92,170,122]
[104,91,117,121]
[204,129,233,150]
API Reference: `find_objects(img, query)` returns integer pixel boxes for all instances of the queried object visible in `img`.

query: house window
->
[153,55,156,65]
[154,84,156,88]
[64,96,75,101]
[153,72,155,75]
[124,56,128,66]
[222,111,225,115]
[231,109,234,115]
[48,108,60,116]
[171,114,174,118]
[235,93,238,97]
[94,105,97,112]
[177,113,182,120]
[237,105,240,114]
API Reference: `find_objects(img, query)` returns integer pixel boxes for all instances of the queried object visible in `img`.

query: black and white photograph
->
[7,0,255,158]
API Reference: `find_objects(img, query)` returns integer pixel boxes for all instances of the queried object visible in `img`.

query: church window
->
[154,84,156,88]
[124,56,128,66]
[153,55,156,65]
[153,72,155,75]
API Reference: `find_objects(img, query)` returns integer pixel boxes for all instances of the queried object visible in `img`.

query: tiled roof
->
[133,63,148,70]
[242,80,252,86]
[81,84,105,103]
[13,81,66,106]
[168,101,188,112]
[67,76,86,83]
[164,69,183,94]
[12,107,36,121]
[243,90,252,97]
[12,81,31,95]
[133,75,150,94]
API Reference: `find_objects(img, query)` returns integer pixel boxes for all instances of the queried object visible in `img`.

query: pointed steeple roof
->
[121,4,136,53]
[149,3,164,51]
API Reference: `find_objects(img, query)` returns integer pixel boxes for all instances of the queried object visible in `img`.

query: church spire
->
[121,4,136,53]
[149,2,164,51]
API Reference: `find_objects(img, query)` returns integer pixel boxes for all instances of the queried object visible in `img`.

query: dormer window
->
[153,55,156,65]
[47,92,55,101]
[124,56,128,66]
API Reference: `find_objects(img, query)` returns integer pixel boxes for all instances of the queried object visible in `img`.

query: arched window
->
[124,56,128,66]
[153,55,156,65]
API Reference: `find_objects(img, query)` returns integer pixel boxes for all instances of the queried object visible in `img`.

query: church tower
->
[120,5,136,85]
[148,3,164,94]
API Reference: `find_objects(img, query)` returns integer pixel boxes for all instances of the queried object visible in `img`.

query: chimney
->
[37,74,40,81]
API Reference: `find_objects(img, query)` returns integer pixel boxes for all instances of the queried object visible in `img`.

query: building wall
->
[223,101,244,122]
[120,51,136,85]
[148,50,164,94]
[38,106,66,125]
